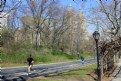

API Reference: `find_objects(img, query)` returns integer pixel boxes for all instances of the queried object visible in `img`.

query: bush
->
[51,50,76,59]
[10,41,33,51]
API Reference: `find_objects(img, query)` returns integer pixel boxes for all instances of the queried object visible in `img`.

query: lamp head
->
[93,31,100,42]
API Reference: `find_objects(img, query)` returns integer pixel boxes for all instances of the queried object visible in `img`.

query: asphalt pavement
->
[0,59,96,81]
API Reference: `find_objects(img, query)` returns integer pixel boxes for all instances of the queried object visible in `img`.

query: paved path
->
[111,59,121,81]
[0,59,96,81]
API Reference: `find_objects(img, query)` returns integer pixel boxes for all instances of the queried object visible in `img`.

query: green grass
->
[79,53,95,59]
[60,64,97,78]
[0,47,95,67]
[51,50,76,59]
[0,51,74,63]
[0,50,76,67]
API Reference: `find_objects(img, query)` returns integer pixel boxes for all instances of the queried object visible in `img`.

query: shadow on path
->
[87,74,97,81]
[1,75,28,81]
[114,66,121,77]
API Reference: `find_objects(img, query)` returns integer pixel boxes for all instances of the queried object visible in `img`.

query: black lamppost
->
[93,31,101,81]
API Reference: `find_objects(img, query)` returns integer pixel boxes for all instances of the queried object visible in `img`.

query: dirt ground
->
[88,73,111,81]
[28,73,112,81]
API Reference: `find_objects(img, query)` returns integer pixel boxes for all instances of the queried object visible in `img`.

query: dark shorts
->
[28,63,33,66]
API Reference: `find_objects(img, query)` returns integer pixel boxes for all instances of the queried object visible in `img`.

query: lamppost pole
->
[96,39,101,81]
[93,31,101,81]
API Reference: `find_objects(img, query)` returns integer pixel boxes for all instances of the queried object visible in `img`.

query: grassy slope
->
[0,47,94,67]
[60,64,97,78]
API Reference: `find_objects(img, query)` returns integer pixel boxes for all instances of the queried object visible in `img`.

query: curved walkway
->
[0,59,96,81]
[111,59,121,81]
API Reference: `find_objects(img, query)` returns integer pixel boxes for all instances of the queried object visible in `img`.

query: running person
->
[81,56,85,64]
[27,54,34,73]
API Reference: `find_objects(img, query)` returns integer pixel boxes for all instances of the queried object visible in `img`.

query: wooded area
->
[0,0,92,55]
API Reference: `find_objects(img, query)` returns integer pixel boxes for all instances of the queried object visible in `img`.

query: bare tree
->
[25,0,57,49]
[86,0,121,76]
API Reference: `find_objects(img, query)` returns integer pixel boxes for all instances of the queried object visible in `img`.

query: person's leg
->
[82,60,84,64]
[28,65,31,72]
[30,65,33,71]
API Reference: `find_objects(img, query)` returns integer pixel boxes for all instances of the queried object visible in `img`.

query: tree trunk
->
[35,30,39,50]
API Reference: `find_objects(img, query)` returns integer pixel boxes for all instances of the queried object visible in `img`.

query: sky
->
[5,0,99,35]
[60,0,113,36]
[60,0,100,35]
[5,0,112,36]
